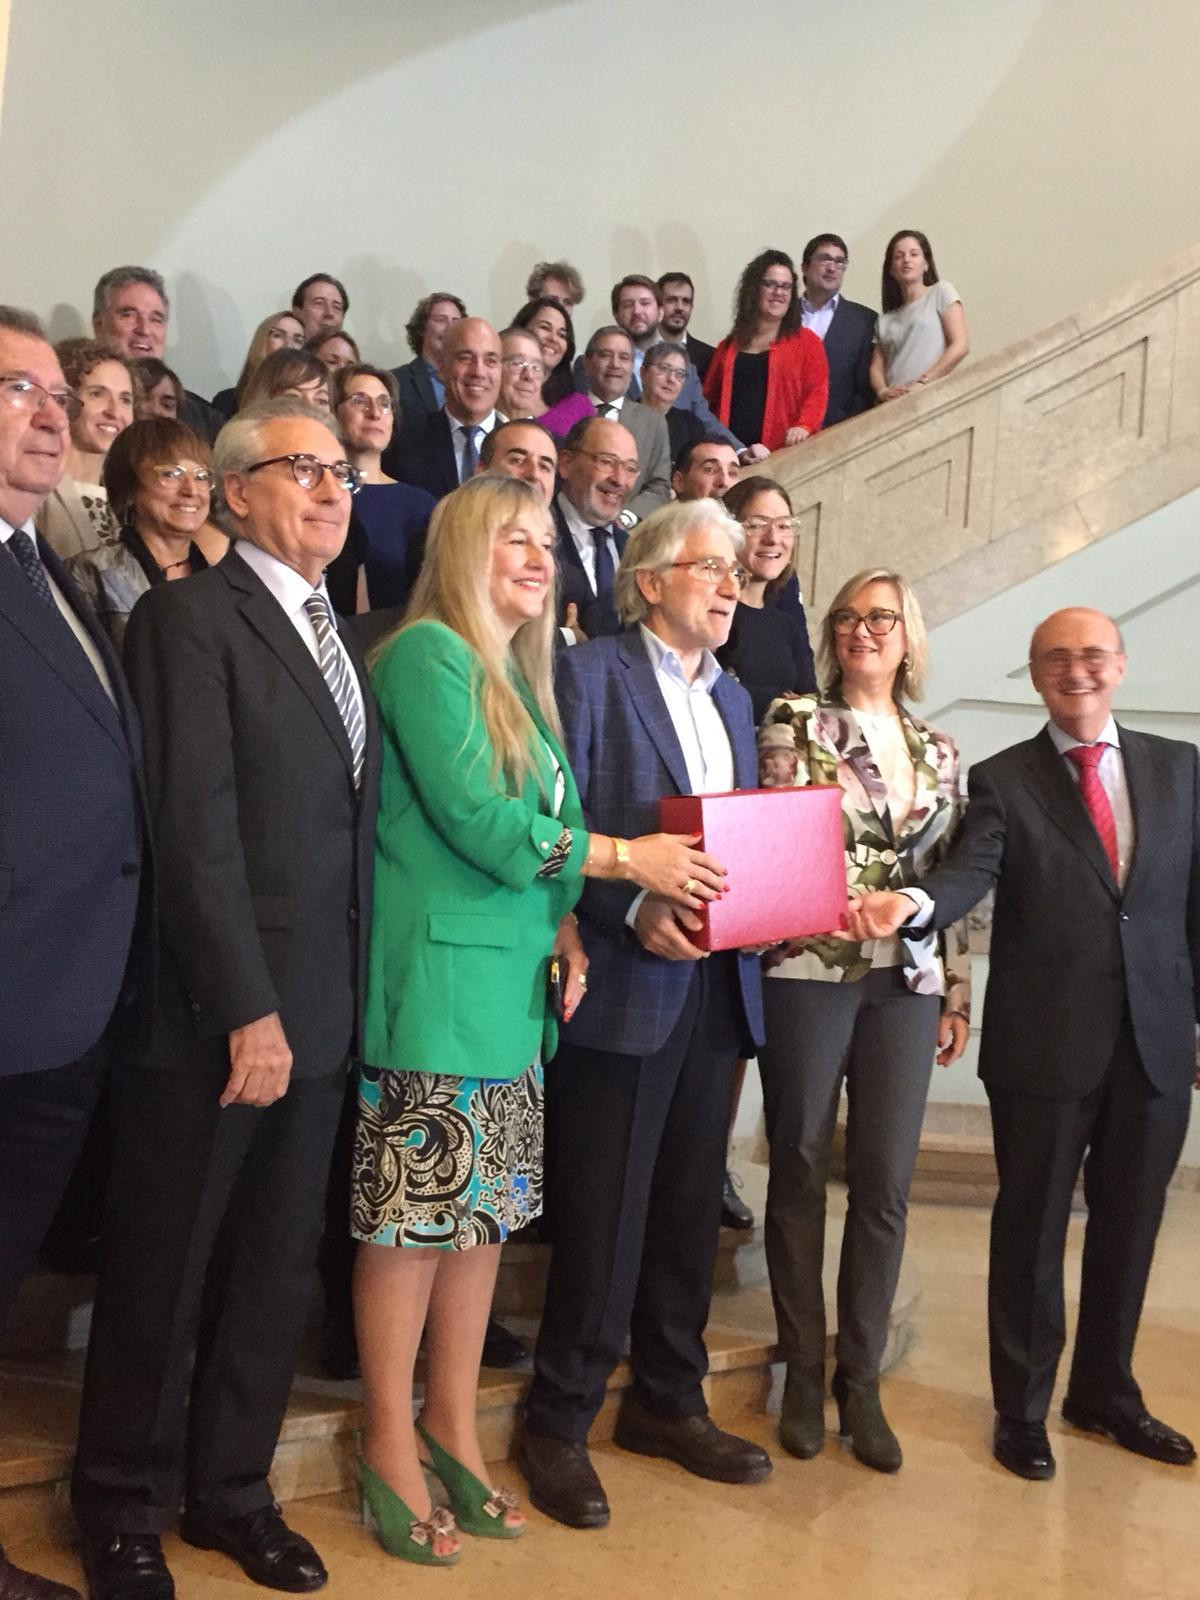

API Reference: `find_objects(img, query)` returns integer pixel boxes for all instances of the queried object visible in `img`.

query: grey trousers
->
[758,968,940,1382]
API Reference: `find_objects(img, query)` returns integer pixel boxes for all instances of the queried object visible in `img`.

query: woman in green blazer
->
[351,475,728,1566]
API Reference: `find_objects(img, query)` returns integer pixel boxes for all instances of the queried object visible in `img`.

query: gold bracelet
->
[613,838,631,878]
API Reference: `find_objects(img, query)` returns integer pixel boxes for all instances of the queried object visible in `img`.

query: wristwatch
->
[617,509,638,531]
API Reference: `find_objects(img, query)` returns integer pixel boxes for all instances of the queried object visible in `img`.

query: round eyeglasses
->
[245,453,361,493]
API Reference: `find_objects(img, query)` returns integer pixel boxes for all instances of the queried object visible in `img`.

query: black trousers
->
[525,955,743,1442]
[0,1041,110,1326]
[71,1055,347,1535]
[986,1021,1190,1423]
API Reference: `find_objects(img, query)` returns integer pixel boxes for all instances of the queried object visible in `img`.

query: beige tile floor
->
[9,1184,1200,1600]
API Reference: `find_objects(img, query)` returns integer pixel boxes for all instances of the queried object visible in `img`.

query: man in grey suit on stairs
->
[579,327,670,523]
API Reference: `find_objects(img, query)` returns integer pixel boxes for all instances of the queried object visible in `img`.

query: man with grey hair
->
[72,398,380,1600]
[91,265,222,444]
[520,500,770,1527]
[849,605,1199,1482]
[579,328,670,522]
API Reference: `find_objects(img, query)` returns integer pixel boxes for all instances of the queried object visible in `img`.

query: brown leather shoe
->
[0,1550,81,1600]
[515,1433,609,1529]
[613,1394,772,1484]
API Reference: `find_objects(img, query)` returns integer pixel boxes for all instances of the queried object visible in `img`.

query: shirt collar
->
[236,537,330,620]
[800,292,840,317]
[1047,715,1120,754]
[0,513,35,543]
[587,391,624,416]
[639,622,722,692]
[444,407,496,436]
[557,490,608,540]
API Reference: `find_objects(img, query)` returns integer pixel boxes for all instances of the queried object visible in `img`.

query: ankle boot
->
[779,1364,826,1459]
[832,1368,902,1473]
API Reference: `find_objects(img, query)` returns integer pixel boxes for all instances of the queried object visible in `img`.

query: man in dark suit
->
[851,607,1199,1481]
[91,266,223,444]
[799,234,877,427]
[71,399,381,1600]
[657,271,715,381]
[551,415,638,640]
[0,307,146,1600]
[578,329,670,521]
[388,291,466,440]
[384,317,500,498]
[520,499,770,1527]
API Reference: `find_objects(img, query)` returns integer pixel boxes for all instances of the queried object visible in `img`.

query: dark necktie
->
[303,594,365,788]
[459,423,479,480]
[589,526,619,633]
[1065,743,1119,880]
[594,401,614,418]
[6,527,59,611]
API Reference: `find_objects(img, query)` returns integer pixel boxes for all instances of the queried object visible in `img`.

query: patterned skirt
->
[350,1059,543,1249]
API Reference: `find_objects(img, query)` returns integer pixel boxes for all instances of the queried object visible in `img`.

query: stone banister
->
[760,242,1200,627]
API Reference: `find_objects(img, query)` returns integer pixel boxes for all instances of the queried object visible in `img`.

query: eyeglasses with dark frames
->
[245,453,361,494]
[831,607,903,636]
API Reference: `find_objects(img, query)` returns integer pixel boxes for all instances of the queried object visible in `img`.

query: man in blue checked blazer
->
[520,498,770,1529]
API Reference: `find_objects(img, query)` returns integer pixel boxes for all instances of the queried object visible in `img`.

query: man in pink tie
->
[848,607,1199,1482]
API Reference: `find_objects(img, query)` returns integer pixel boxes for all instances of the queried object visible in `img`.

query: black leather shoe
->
[720,1170,754,1230]
[614,1394,772,1484]
[1061,1399,1197,1465]
[0,1548,82,1600]
[515,1433,610,1529]
[77,1533,174,1600]
[993,1416,1056,1480]
[179,1505,326,1592]
[481,1317,527,1369]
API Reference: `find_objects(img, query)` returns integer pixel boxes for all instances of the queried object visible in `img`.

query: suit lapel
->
[1,538,130,756]
[813,695,894,838]
[1022,727,1119,898]
[618,630,692,795]
[1116,724,1153,892]
[433,412,459,489]
[712,673,756,788]
[222,552,359,786]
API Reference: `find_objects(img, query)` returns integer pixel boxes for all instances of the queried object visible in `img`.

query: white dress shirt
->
[235,539,365,729]
[1,517,116,702]
[446,408,497,483]
[626,624,735,926]
[902,714,1135,928]
[556,491,620,596]
[587,391,625,423]
[800,293,840,340]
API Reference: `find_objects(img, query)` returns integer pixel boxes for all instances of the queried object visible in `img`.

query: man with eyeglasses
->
[579,328,670,524]
[91,266,224,446]
[848,606,1199,1483]
[386,317,501,500]
[497,327,548,422]
[0,306,146,1600]
[72,398,380,1600]
[799,234,877,426]
[520,499,770,1527]
[551,415,641,641]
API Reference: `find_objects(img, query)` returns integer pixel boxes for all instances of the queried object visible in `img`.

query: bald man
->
[849,608,1199,1480]
[386,317,502,497]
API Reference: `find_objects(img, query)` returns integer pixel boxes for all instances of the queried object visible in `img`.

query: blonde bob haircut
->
[233,311,306,407]
[818,567,929,702]
[391,473,561,792]
[615,497,745,626]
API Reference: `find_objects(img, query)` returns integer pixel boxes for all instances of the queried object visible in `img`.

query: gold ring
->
[683,877,696,894]
[578,974,588,989]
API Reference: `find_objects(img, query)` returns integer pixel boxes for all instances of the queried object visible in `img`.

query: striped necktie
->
[459,423,480,480]
[303,593,365,788]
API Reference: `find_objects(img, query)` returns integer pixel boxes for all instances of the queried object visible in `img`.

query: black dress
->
[717,600,817,721]
[728,350,770,447]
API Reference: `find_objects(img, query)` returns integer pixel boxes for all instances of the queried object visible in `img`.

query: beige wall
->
[1,0,1198,395]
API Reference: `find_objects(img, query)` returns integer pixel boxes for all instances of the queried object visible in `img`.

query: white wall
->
[2,0,1199,396]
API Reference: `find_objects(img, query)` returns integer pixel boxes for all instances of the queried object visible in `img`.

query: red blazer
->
[703,328,829,452]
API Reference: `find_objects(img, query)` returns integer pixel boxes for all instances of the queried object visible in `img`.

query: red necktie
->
[1065,743,1119,880]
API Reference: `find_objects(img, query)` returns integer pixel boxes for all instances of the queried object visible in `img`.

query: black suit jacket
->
[384,409,459,500]
[821,298,877,426]
[391,357,440,435]
[922,725,1200,1100]
[0,535,146,1074]
[552,500,627,638]
[665,406,704,468]
[122,549,381,1077]
[684,334,715,383]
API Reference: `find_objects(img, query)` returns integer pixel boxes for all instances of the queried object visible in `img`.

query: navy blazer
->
[552,500,627,637]
[391,357,440,433]
[922,726,1200,1100]
[0,534,145,1073]
[554,628,764,1058]
[382,407,458,497]
[822,297,877,426]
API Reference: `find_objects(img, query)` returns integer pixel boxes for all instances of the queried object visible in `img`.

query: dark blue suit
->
[527,628,763,1441]
[0,529,144,1315]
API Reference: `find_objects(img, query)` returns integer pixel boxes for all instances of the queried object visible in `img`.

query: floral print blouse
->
[758,689,970,1012]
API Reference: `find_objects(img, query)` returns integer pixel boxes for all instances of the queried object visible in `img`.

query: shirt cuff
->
[899,888,934,927]
[625,888,649,929]
[559,626,577,646]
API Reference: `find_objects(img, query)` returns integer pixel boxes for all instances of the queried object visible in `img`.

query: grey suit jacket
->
[921,725,1200,1101]
[610,398,671,520]
[574,351,742,452]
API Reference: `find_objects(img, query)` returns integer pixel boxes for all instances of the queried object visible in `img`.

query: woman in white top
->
[870,230,969,401]
[755,567,970,1474]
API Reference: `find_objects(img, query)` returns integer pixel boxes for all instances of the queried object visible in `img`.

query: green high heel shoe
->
[416,1423,526,1539]
[356,1454,461,1564]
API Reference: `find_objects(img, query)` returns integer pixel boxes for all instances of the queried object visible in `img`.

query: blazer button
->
[540,840,550,850]
[879,848,897,865]
[190,1001,201,1014]
[1119,912,1130,922]
[348,908,359,922]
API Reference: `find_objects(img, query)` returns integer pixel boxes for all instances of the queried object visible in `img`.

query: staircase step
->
[832,1127,1084,1209]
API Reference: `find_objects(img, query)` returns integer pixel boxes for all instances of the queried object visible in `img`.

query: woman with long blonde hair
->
[351,474,728,1566]
[211,309,306,418]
